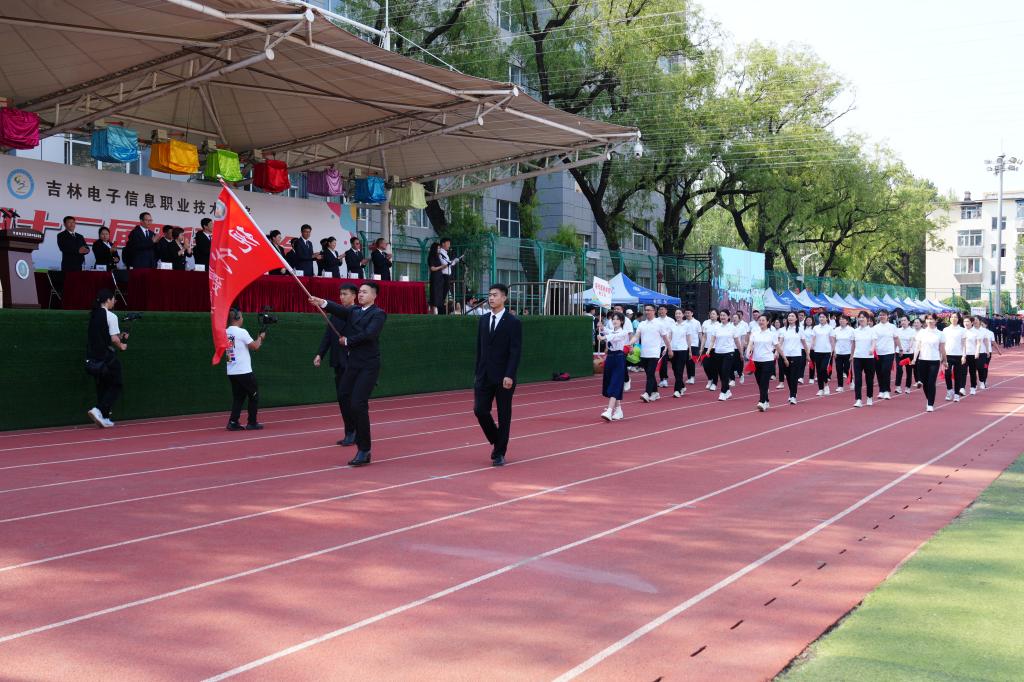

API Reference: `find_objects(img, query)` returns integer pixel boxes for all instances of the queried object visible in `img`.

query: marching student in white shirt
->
[778,312,805,405]
[733,311,750,385]
[631,305,670,402]
[667,309,692,397]
[976,318,999,389]
[773,317,786,389]
[830,315,854,393]
[746,313,781,411]
[873,310,900,399]
[941,312,967,402]
[911,313,946,411]
[800,317,816,384]
[894,315,917,394]
[707,309,744,400]
[656,305,673,387]
[699,308,720,390]
[850,311,877,407]
[598,312,630,421]
[683,308,702,384]
[963,316,982,395]
[809,313,835,396]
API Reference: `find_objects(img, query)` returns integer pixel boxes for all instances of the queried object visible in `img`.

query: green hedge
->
[0,310,592,430]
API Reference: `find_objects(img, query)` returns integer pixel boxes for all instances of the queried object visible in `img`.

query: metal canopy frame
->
[2,0,638,193]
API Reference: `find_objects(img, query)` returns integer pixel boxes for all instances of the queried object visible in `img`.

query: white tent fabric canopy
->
[0,0,638,189]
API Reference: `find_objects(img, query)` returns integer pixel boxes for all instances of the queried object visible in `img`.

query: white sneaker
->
[970,387,976,396]
[854,399,863,408]
[953,395,960,403]
[740,375,746,385]
[763,402,770,411]
[650,392,660,401]
[980,382,986,390]
[926,405,935,412]
[757,402,765,412]
[823,387,831,396]
[895,387,903,394]
[87,407,104,428]
[706,381,714,390]
[101,417,115,428]
[798,378,805,384]
[729,380,736,388]
[724,390,732,399]
[776,382,785,389]
[906,387,913,393]
[916,381,922,388]
[612,407,624,420]
[600,409,612,421]
[687,377,695,384]
[945,390,953,402]
[836,386,844,393]
[641,393,651,403]
[673,390,681,398]
[719,392,728,401]
[867,397,873,406]
[816,389,823,396]
[789,397,797,405]
[659,379,669,388]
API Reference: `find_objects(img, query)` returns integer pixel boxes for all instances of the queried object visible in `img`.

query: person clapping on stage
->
[172,227,191,270]
[318,237,342,278]
[371,238,393,280]
[92,226,120,270]
[344,236,368,278]
[267,230,289,276]
[224,308,265,432]
[57,216,89,272]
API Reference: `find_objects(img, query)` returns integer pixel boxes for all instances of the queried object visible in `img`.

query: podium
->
[0,227,43,308]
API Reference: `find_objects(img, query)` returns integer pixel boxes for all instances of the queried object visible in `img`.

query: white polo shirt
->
[684,318,702,347]
[668,321,690,351]
[831,326,854,355]
[874,322,897,355]
[749,327,778,362]
[915,328,942,361]
[711,322,740,353]
[635,319,667,358]
[942,325,966,356]
[964,327,980,356]
[852,326,876,359]
[811,324,833,353]
[896,326,916,353]
[780,327,804,357]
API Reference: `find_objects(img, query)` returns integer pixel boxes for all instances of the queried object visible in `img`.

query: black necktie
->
[490,314,497,334]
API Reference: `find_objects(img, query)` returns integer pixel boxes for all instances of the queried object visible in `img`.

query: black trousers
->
[95,356,123,418]
[835,354,851,388]
[474,378,516,459]
[228,372,259,424]
[918,359,940,406]
[732,349,742,378]
[966,355,978,389]
[333,364,353,435]
[853,357,875,400]
[776,355,786,382]
[785,355,803,399]
[812,351,831,390]
[702,351,718,385]
[895,353,914,388]
[659,346,669,380]
[876,353,894,393]
[755,360,774,403]
[688,345,699,379]
[642,356,659,395]
[717,351,735,392]
[978,353,990,383]
[671,349,690,392]
[340,363,380,451]
[944,356,966,393]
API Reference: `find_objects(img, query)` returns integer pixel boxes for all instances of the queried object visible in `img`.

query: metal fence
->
[765,270,923,301]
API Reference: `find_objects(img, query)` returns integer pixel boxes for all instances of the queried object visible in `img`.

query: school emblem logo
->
[6,168,34,199]
[213,199,227,220]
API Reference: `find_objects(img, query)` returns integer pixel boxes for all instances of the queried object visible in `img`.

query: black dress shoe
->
[338,432,357,446]
[245,422,264,431]
[226,421,245,432]
[492,456,505,467]
[348,450,371,467]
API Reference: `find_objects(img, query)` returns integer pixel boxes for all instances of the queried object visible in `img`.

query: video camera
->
[123,312,143,323]
[257,306,278,334]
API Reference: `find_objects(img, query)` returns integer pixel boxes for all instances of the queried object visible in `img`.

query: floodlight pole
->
[986,154,1019,314]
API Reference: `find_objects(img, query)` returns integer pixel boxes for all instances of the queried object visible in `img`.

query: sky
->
[702,0,1024,199]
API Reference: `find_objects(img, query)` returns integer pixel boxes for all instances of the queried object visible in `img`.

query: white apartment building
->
[926,190,1023,308]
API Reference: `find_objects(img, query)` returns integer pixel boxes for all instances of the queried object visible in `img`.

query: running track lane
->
[0,352,1019,675]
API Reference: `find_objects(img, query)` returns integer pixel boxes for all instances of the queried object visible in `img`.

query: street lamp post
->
[799,253,820,284]
[984,154,1019,314]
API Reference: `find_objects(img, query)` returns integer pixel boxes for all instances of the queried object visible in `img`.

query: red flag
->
[208,183,291,364]
[827,363,834,375]
[744,358,755,374]
[899,358,912,366]
[940,369,946,381]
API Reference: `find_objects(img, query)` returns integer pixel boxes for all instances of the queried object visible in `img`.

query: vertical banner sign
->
[209,184,291,364]
[592,275,613,308]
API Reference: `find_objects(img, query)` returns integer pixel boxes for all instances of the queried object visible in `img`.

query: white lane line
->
[553,401,1024,681]
[0,391,837,571]
[0,380,602,457]
[199,374,1024,675]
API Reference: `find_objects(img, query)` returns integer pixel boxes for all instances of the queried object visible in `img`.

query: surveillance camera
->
[632,141,643,158]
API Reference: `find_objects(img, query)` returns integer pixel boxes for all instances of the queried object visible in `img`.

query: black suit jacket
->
[344,248,365,278]
[323,301,386,367]
[193,230,212,267]
[290,237,316,276]
[155,238,178,266]
[476,310,522,384]
[317,310,349,368]
[371,249,391,280]
[92,240,119,268]
[126,225,156,268]
[57,230,87,271]
[318,249,341,277]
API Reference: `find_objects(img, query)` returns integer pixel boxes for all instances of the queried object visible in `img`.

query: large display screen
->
[711,246,766,319]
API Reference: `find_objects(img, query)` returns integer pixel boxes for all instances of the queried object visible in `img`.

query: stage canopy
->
[762,289,791,313]
[0,0,638,196]
[575,272,680,308]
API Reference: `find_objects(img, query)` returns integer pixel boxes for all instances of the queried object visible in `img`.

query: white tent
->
[762,289,791,312]
[575,272,680,307]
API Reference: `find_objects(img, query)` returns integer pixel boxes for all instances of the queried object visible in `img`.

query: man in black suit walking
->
[313,283,358,445]
[474,283,522,466]
[309,282,386,467]
[124,212,158,269]
[56,215,89,272]
[290,224,320,277]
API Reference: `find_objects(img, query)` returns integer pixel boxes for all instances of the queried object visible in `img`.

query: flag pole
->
[217,179,344,339]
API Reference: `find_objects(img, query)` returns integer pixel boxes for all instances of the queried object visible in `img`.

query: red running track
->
[1,353,1022,680]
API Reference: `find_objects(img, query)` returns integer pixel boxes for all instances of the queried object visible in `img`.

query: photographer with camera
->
[85,290,129,428]
[225,308,266,432]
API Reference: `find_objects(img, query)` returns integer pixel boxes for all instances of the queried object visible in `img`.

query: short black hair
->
[339,283,358,294]
[362,281,379,294]
[162,225,174,235]
[439,237,452,245]
[94,288,115,306]
[62,215,75,226]
[268,230,281,240]
[300,224,312,232]
[490,283,509,296]
[139,212,151,221]
[200,218,212,228]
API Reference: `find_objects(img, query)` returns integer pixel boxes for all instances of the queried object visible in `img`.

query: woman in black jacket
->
[267,230,288,276]
[92,226,120,269]
[171,227,191,270]
[318,237,342,277]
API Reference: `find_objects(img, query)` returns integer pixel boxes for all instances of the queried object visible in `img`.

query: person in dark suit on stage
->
[344,236,368,278]
[124,212,158,269]
[267,230,289,276]
[474,283,522,466]
[57,216,89,272]
[290,224,320,277]
[309,282,387,467]
[155,226,179,268]
[318,237,342,277]
[193,218,213,269]
[313,283,358,444]
[91,226,120,270]
[370,238,392,280]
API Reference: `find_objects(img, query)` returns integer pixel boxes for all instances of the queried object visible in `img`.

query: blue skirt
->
[602,350,626,399]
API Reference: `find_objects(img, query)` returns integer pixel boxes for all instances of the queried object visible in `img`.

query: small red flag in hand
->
[940,369,946,381]
[744,358,755,374]
[208,183,291,364]
[827,363,834,375]
[623,344,632,355]
[899,358,912,366]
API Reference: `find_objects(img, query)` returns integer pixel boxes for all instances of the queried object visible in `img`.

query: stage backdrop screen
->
[711,246,766,319]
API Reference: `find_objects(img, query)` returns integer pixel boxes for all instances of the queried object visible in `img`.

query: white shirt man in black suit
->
[56,215,89,272]
[289,224,320,277]
[474,283,523,466]
[124,212,159,269]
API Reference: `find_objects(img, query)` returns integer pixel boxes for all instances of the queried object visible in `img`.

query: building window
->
[990,270,1006,285]
[991,216,1007,230]
[402,208,429,229]
[509,61,527,88]
[1017,200,1024,218]
[957,229,982,247]
[496,0,524,32]
[960,203,982,219]
[991,243,1006,258]
[960,285,982,300]
[580,233,592,250]
[64,133,140,174]
[632,225,650,251]
[496,199,520,238]
[496,268,525,286]
[357,207,371,236]
[954,257,981,274]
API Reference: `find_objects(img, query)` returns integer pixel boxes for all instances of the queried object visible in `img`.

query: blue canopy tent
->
[902,297,927,313]
[619,273,681,306]
[926,298,954,313]
[825,292,852,311]
[857,295,881,311]
[809,292,842,312]
[777,289,812,312]
[843,294,869,311]
[867,296,887,310]
[793,289,820,310]
[763,288,792,313]
[881,294,904,310]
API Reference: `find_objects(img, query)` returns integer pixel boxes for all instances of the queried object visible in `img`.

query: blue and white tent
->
[575,272,681,307]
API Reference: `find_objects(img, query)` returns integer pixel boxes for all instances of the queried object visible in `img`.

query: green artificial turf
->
[781,454,1024,682]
